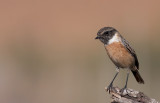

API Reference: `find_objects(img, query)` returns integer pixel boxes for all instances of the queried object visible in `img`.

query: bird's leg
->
[121,69,130,93]
[107,67,119,93]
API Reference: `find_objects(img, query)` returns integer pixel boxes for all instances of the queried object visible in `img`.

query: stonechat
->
[95,27,144,92]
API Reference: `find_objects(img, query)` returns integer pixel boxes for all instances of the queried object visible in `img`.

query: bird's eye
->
[103,31,111,36]
[103,31,109,35]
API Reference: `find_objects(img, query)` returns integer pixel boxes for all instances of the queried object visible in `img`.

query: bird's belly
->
[105,42,135,68]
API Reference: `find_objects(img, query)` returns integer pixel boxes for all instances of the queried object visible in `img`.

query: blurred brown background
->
[0,0,160,103]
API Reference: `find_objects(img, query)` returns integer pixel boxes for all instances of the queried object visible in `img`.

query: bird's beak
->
[95,36,99,39]
[95,36,102,39]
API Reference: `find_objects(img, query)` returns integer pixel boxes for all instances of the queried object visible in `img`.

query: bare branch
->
[105,87,159,103]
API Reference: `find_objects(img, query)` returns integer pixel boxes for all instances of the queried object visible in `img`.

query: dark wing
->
[121,36,139,69]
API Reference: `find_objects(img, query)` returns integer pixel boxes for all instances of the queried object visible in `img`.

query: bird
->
[95,27,144,93]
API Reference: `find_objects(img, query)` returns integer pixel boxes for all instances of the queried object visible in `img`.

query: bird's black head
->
[95,27,117,44]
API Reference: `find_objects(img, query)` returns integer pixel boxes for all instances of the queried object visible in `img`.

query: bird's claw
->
[107,84,113,93]
[120,87,127,94]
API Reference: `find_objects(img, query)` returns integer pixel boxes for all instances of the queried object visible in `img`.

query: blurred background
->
[0,0,160,103]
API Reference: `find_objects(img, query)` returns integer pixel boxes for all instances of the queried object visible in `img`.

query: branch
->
[105,86,159,103]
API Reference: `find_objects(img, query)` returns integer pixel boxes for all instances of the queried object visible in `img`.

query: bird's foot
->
[107,83,113,93]
[120,87,127,94]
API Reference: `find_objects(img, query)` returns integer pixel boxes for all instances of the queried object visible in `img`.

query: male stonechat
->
[95,27,144,93]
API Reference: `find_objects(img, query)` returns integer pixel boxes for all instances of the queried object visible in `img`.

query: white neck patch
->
[108,33,121,44]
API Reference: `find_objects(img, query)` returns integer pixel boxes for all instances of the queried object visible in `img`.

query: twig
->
[105,86,159,103]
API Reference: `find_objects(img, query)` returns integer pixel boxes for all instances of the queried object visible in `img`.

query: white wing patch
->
[108,33,121,44]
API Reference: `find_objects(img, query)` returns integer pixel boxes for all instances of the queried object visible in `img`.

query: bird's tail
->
[131,70,144,84]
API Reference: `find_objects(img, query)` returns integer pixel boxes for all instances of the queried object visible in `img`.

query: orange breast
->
[105,42,135,68]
